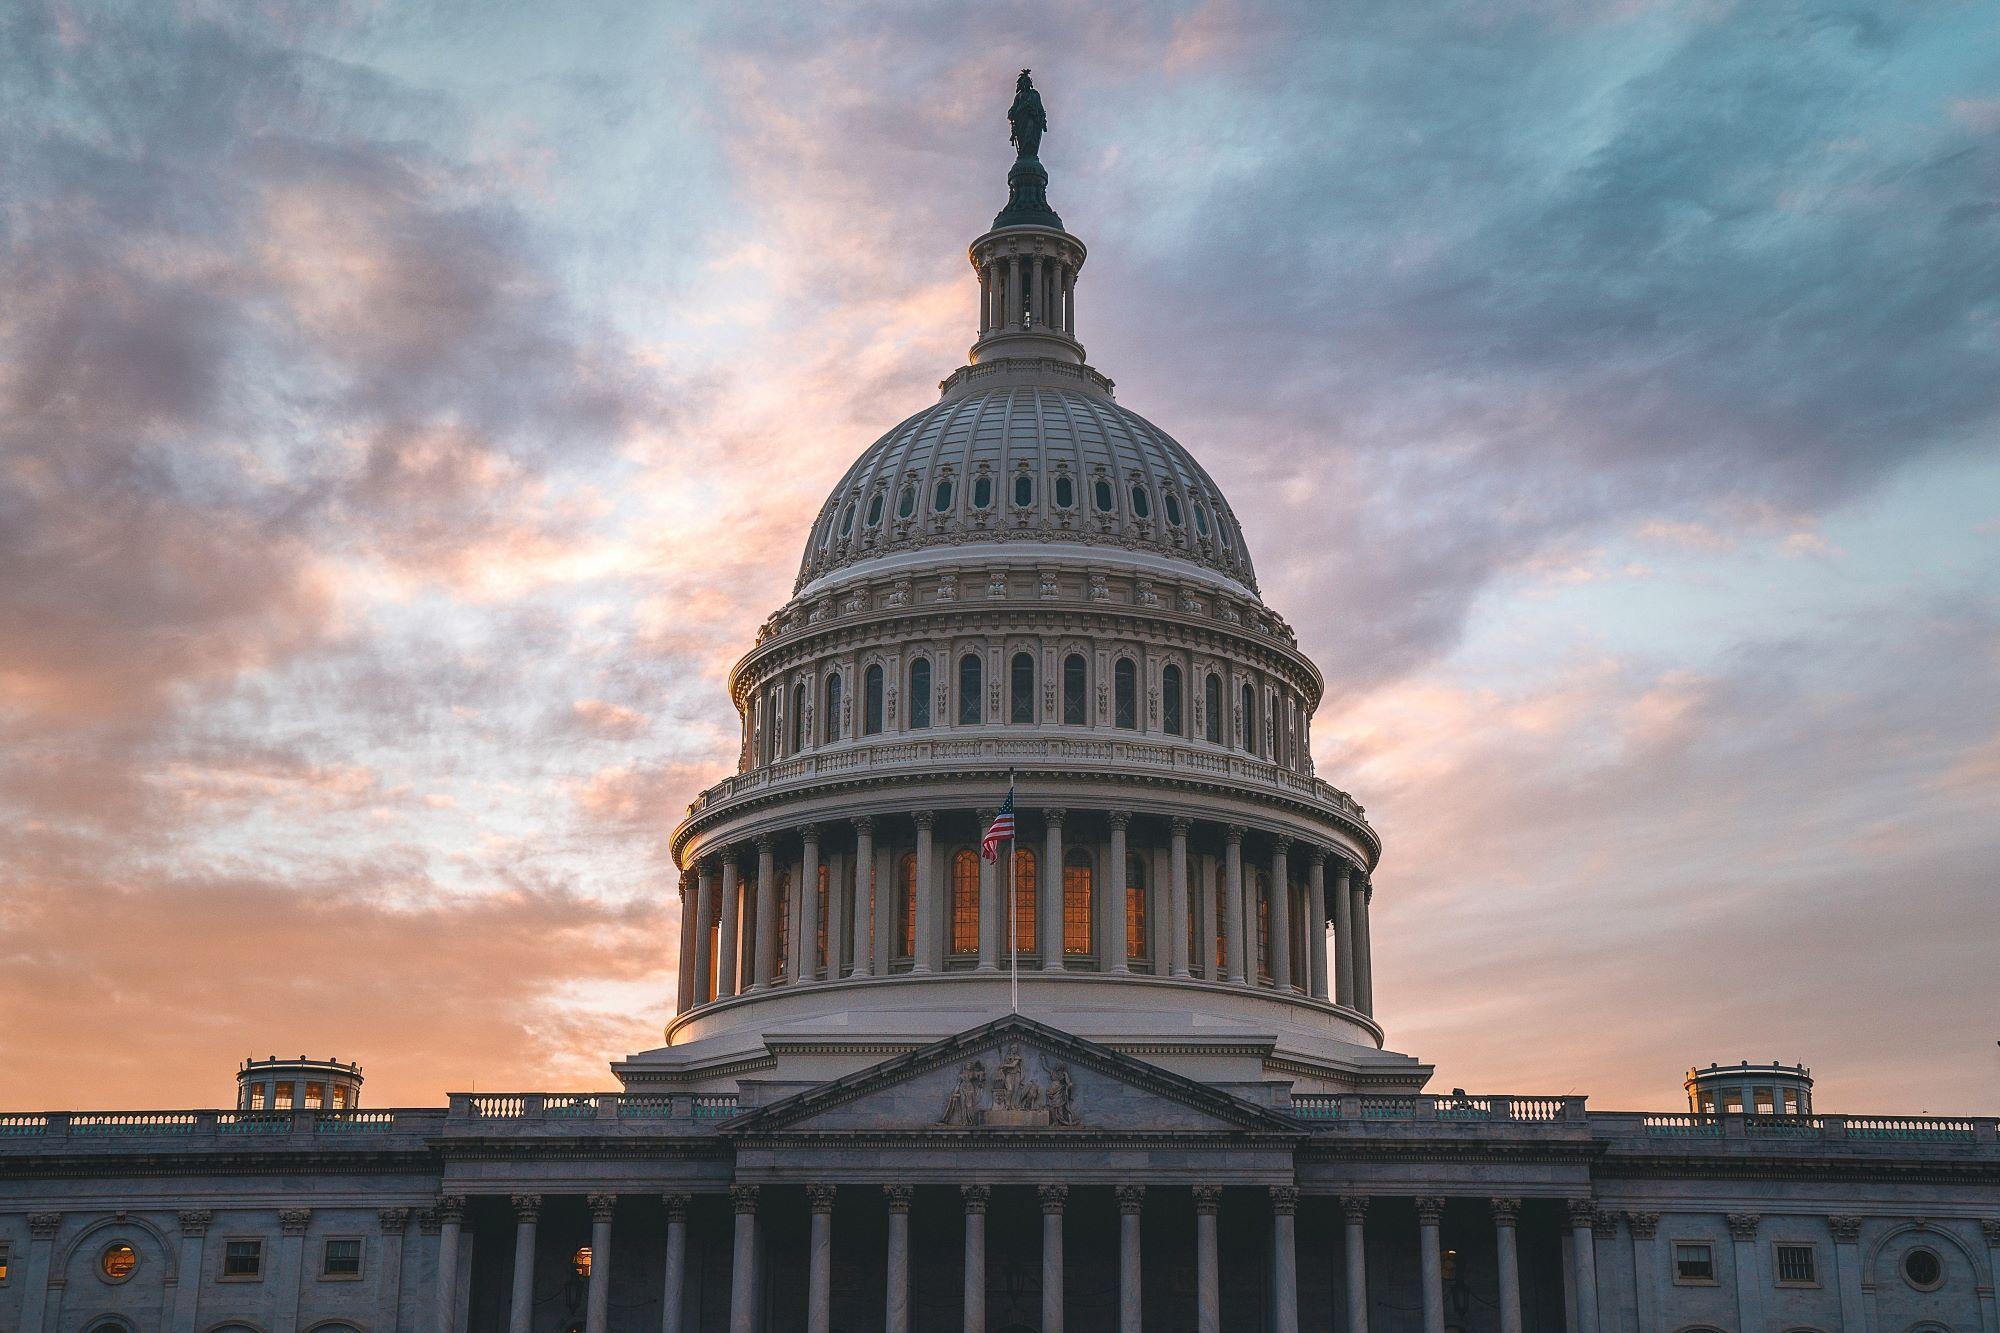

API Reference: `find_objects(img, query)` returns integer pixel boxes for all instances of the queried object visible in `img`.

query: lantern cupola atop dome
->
[968,70,1088,368]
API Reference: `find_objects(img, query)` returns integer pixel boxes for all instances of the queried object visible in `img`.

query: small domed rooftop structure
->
[1686,1060,1813,1115]
[237,1055,363,1112]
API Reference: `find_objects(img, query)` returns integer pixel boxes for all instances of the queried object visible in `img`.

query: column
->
[1040,1184,1068,1333]
[729,1186,758,1333]
[1269,837,1293,992]
[1008,255,1024,329]
[787,854,805,982]
[1271,1187,1300,1333]
[1352,877,1374,1016]
[1726,1213,1762,1333]
[717,858,742,998]
[851,817,875,977]
[885,1184,913,1333]
[1626,1210,1661,1333]
[825,849,848,978]
[962,1186,990,1333]
[1194,1185,1222,1333]
[378,1208,410,1333]
[508,1195,540,1333]
[1828,1217,1866,1332]
[1223,825,1247,983]
[806,1185,836,1333]
[278,1207,311,1333]
[1980,1219,2000,1333]
[19,1213,58,1333]
[1199,853,1219,980]
[1041,808,1066,969]
[978,263,992,334]
[1332,862,1355,1008]
[695,864,720,1004]
[976,809,1000,971]
[1169,818,1192,978]
[1565,1200,1599,1333]
[676,877,695,1012]
[173,1209,210,1332]
[434,1195,465,1333]
[1492,1198,1523,1333]
[1116,1186,1144,1333]
[753,835,778,989]
[1416,1197,1445,1333]
[1342,1197,1370,1333]
[1107,812,1130,972]
[662,1193,690,1333]
[1306,850,1329,1000]
[585,1194,616,1333]
[1030,254,1045,327]
[800,826,821,981]
[1064,267,1076,333]
[912,811,937,972]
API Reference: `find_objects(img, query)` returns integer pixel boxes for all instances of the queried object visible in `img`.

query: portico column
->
[912,811,937,972]
[585,1194,615,1333]
[433,1195,465,1333]
[851,816,875,977]
[1829,1216,1867,1331]
[1352,877,1374,1015]
[278,1207,311,1333]
[1271,1187,1300,1333]
[1041,808,1066,969]
[752,835,778,988]
[1306,850,1329,1000]
[976,809,1000,971]
[728,1186,758,1333]
[1341,1197,1370,1333]
[1416,1197,1446,1333]
[1491,1198,1523,1333]
[378,1208,410,1333]
[1107,811,1131,972]
[695,864,720,1004]
[19,1212,59,1333]
[174,1209,211,1332]
[1331,863,1355,1009]
[1040,1184,1068,1333]
[1116,1185,1145,1333]
[1170,818,1193,978]
[1193,1185,1222,1333]
[661,1194,690,1333]
[799,825,821,981]
[507,1195,540,1333]
[1269,837,1294,992]
[1223,824,1247,983]
[885,1184,913,1333]
[1626,1210,1661,1333]
[806,1185,836,1333]
[1565,1200,1599,1333]
[717,859,742,997]
[1726,1213,1762,1333]
[961,1186,990,1333]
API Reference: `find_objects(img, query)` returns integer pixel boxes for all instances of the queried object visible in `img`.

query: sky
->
[2,0,1997,1114]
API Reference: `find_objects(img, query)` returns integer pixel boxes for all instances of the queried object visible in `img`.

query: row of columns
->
[683,812,1375,1016]
[978,253,1077,335]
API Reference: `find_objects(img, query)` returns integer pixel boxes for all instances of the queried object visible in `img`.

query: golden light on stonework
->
[572,1245,592,1278]
[100,1242,138,1281]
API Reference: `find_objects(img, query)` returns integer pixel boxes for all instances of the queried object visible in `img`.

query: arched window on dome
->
[824,672,843,743]
[1125,851,1148,962]
[1239,681,1257,753]
[896,852,917,959]
[864,665,885,736]
[838,501,856,537]
[1164,492,1183,527]
[951,849,980,955]
[866,492,885,527]
[896,484,916,520]
[958,654,982,725]
[933,478,954,512]
[973,474,993,509]
[1063,848,1093,955]
[1113,657,1137,730]
[1093,478,1114,512]
[909,658,932,729]
[1194,500,1211,536]
[790,682,805,753]
[1204,672,1223,743]
[1011,848,1037,957]
[1013,473,1034,508]
[1129,484,1151,520]
[1063,654,1087,725]
[1055,474,1076,508]
[1010,652,1035,723]
[1162,664,1184,736]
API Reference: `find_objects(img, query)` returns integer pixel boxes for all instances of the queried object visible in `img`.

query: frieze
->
[935,1039,1081,1129]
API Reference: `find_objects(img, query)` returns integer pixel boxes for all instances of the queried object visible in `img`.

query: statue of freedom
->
[1009,69,1047,160]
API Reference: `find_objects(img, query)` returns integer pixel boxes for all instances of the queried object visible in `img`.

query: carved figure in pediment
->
[994,1041,1026,1109]
[1044,1059,1078,1126]
[937,1059,987,1126]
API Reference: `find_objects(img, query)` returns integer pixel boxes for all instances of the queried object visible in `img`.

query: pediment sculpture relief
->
[937,1039,1080,1129]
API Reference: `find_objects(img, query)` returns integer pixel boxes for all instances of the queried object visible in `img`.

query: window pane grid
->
[1063,855,1093,954]
[950,850,980,954]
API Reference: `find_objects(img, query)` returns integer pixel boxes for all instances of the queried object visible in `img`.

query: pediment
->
[726,1014,1298,1138]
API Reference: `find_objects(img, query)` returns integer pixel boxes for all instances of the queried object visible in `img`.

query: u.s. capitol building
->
[5,75,1995,1333]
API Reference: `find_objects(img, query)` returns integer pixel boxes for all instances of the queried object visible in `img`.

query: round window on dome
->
[933,479,954,512]
[1093,479,1113,512]
[100,1242,138,1283]
[973,476,993,509]
[1164,493,1183,526]
[1130,485,1151,519]
[1903,1247,1943,1290]
[1014,474,1033,507]
[866,493,885,527]
[838,502,855,536]
[1194,501,1210,536]
[1055,475,1075,508]
[897,485,916,519]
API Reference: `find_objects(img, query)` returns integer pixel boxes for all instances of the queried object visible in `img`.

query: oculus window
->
[99,1243,138,1283]
[1903,1247,1943,1290]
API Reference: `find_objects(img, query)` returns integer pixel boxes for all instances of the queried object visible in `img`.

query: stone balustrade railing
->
[683,733,1367,825]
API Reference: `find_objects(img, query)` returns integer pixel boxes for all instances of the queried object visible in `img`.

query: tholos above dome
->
[795,369,1259,597]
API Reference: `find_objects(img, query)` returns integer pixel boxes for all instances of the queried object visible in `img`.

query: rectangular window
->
[330,1085,349,1110]
[274,1084,294,1111]
[304,1081,325,1109]
[1673,1242,1715,1283]
[323,1237,363,1279]
[1775,1243,1817,1285]
[1,1239,11,1283]
[1722,1091,1743,1113]
[222,1239,264,1280]
[247,1084,266,1111]
[1753,1087,1775,1113]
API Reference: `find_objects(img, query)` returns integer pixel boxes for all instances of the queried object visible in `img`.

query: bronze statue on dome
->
[1009,69,1047,161]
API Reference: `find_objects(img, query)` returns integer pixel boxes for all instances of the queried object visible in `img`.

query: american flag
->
[980,784,1016,862]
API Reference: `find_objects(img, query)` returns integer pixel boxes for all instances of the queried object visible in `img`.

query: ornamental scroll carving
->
[936,1040,1080,1128]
